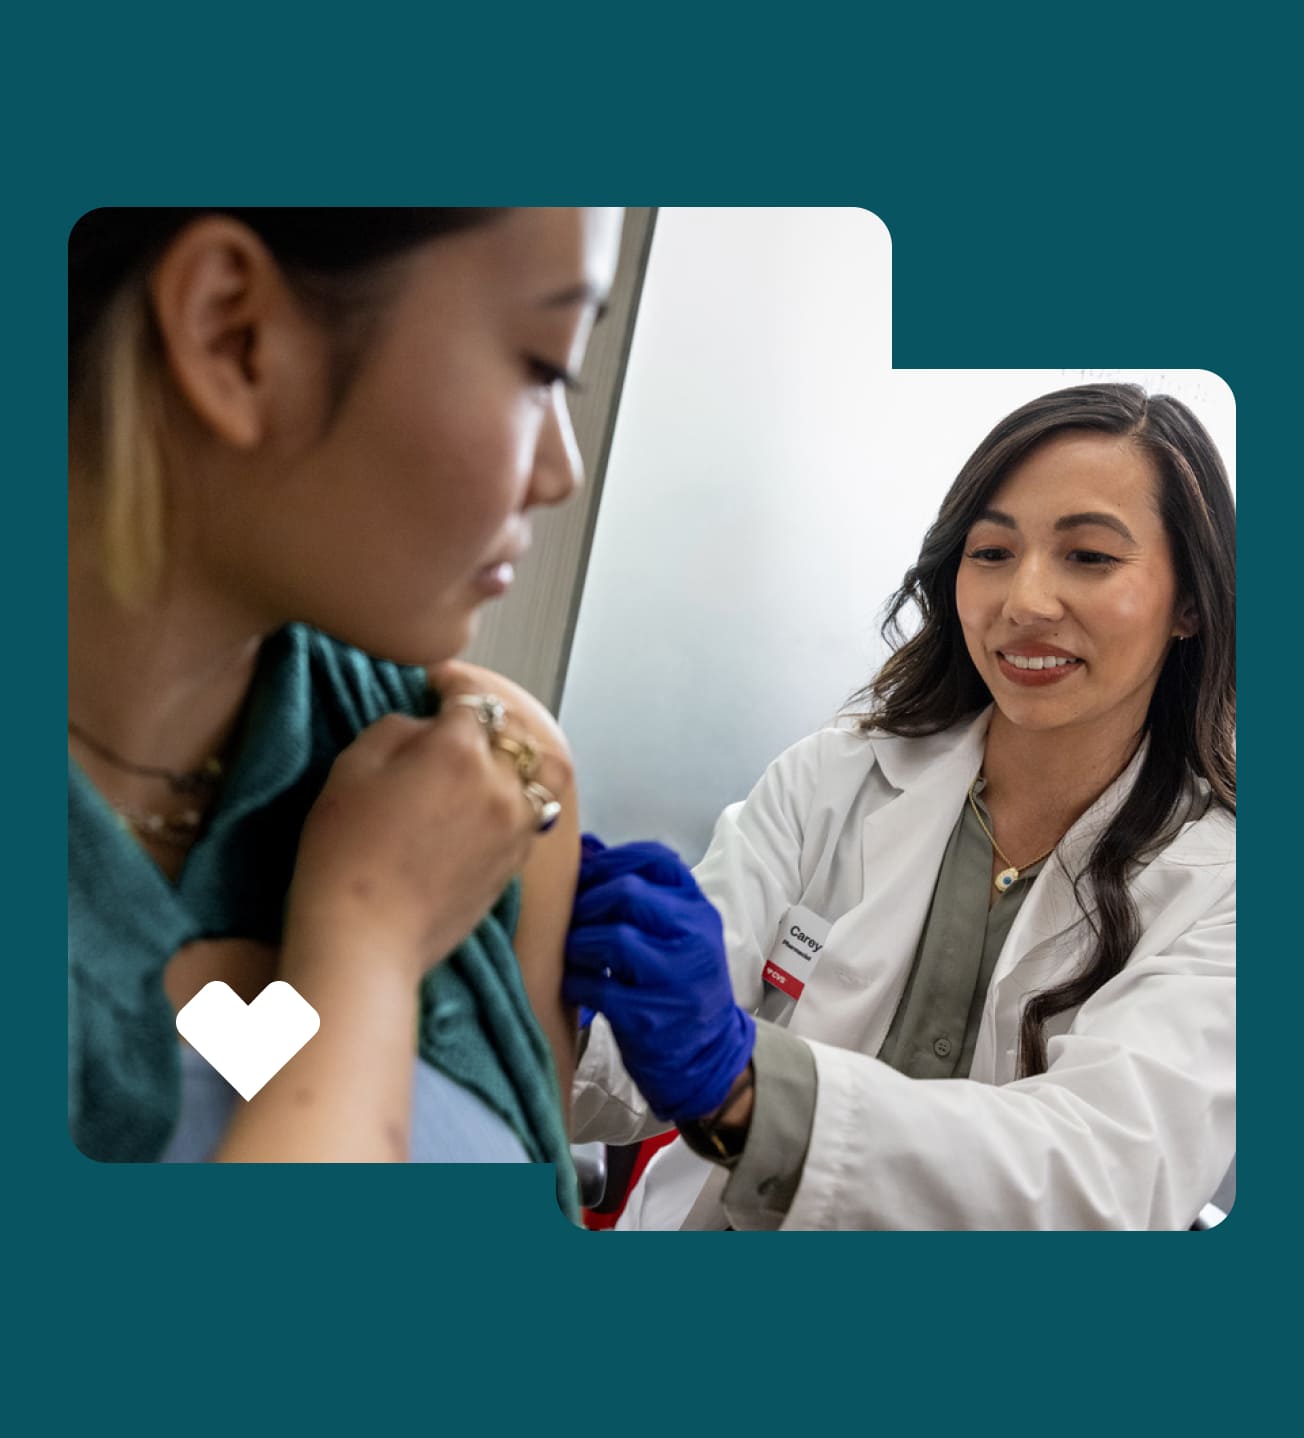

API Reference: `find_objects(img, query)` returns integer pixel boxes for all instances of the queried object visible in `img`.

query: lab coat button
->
[933,1035,953,1058]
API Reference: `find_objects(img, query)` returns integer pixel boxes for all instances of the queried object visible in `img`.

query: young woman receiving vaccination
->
[568,384,1236,1230]
[69,208,621,1205]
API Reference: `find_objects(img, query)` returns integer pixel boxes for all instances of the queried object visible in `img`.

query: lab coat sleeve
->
[720,1020,819,1228]
[785,872,1236,1231]
[570,733,823,1146]
[569,1012,672,1147]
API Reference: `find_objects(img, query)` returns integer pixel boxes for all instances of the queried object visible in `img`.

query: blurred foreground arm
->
[214,693,541,1161]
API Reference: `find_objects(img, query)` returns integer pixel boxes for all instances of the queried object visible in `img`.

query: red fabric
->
[582,1130,680,1230]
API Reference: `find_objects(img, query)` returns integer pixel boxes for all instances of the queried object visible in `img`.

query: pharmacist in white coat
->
[566,384,1236,1230]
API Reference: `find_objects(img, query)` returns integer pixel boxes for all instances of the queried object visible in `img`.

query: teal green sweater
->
[68,625,578,1217]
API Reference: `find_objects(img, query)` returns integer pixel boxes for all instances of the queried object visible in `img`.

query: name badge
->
[761,904,833,1003]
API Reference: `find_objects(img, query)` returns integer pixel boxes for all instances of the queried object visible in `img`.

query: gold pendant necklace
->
[69,722,222,852]
[112,801,207,850]
[967,778,1060,896]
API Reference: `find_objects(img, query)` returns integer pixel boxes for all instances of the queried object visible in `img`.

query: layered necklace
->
[966,777,1061,896]
[68,721,224,850]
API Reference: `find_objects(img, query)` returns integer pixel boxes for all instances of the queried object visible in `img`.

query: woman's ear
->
[1173,597,1200,640]
[147,217,316,450]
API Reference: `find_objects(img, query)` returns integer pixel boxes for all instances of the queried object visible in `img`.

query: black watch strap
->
[678,1114,747,1167]
[676,1066,754,1168]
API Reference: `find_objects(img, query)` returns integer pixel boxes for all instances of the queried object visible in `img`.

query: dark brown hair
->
[69,207,504,401]
[69,208,505,602]
[852,383,1236,1075]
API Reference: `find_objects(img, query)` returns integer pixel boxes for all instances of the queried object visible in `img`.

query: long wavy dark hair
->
[851,383,1236,1076]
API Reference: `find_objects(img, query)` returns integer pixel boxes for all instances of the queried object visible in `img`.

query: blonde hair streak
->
[88,285,168,606]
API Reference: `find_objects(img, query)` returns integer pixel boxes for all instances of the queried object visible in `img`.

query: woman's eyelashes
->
[963,544,1123,569]
[525,356,583,394]
[1067,549,1123,567]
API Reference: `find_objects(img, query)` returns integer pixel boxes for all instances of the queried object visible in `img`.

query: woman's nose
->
[1002,556,1064,626]
[526,391,583,509]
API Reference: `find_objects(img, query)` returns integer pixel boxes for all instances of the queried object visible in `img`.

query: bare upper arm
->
[427,661,581,1106]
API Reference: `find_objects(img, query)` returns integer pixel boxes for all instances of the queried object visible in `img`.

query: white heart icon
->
[175,980,321,1100]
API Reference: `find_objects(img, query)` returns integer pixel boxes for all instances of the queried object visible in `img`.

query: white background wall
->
[560,208,1236,863]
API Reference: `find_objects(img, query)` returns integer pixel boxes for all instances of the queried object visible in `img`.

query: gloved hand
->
[564,834,755,1122]
[571,836,650,1047]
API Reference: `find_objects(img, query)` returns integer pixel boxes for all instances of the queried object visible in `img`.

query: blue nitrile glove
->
[564,835,755,1122]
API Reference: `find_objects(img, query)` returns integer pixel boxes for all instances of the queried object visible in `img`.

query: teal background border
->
[14,8,1282,1428]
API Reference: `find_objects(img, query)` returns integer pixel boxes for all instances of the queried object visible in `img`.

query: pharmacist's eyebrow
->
[537,282,610,322]
[1055,511,1137,543]
[974,508,1138,545]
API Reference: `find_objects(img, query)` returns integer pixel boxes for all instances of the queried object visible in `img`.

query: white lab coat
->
[571,709,1236,1230]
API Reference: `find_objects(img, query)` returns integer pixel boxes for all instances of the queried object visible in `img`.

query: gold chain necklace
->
[68,721,224,794]
[967,778,1060,896]
[69,722,223,851]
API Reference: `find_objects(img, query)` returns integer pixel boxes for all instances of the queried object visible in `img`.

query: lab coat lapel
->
[789,711,990,1053]
[973,740,1150,1082]
[968,860,1084,1082]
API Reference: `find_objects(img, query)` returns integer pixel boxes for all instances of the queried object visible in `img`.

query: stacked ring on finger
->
[522,780,563,834]
[449,692,507,734]
[488,733,542,782]
[491,733,561,832]
[449,693,561,834]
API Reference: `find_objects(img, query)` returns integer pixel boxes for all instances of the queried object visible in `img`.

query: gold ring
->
[489,733,542,781]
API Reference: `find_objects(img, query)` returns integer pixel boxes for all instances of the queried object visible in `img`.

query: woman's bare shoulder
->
[426,661,572,762]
